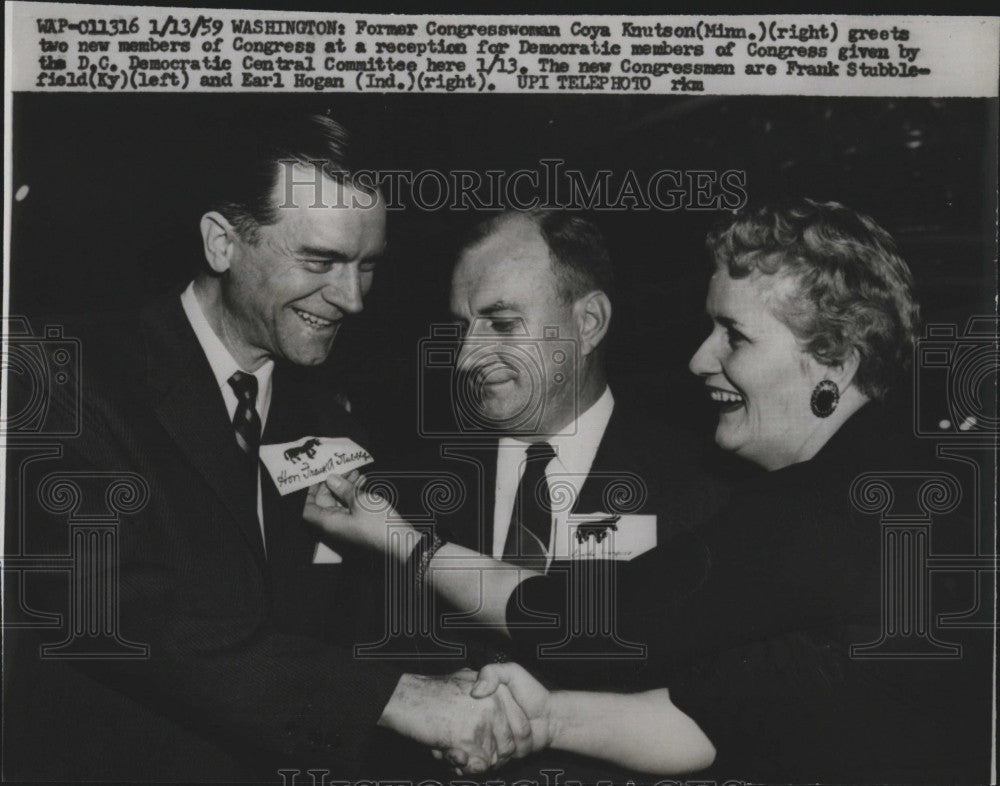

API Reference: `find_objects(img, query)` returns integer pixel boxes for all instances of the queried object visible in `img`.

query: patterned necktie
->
[227,371,261,456]
[502,441,556,564]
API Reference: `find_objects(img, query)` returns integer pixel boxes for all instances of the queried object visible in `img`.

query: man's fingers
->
[465,756,488,774]
[495,684,533,759]
[454,667,478,680]
[444,748,467,767]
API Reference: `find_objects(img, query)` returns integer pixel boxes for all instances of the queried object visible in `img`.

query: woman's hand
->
[430,663,551,776]
[303,471,415,554]
[471,662,555,753]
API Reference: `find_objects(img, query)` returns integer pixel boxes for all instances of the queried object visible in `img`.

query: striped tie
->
[227,371,261,456]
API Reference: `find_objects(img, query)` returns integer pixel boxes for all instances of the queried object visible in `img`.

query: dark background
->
[9,94,998,452]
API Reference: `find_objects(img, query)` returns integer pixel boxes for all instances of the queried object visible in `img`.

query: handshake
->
[379,662,554,775]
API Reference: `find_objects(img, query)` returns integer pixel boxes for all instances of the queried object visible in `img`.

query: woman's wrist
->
[387,524,420,562]
[409,530,446,584]
[544,690,574,752]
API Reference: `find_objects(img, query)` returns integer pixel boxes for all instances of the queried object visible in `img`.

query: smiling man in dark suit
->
[442,209,723,576]
[3,114,532,782]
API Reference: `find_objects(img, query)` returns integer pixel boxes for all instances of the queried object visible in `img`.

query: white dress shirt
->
[180,282,274,546]
[492,387,615,565]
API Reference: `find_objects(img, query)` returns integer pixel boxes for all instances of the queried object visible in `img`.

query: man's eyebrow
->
[296,246,350,260]
[477,301,520,316]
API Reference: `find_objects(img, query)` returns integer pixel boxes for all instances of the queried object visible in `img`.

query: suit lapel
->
[259,367,324,568]
[142,296,267,568]
[573,406,630,515]
[441,441,498,555]
[483,445,498,554]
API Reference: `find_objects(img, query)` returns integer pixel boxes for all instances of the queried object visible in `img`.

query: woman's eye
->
[726,328,747,348]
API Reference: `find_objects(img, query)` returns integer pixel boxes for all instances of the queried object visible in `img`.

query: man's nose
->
[321,264,365,315]
[689,332,720,377]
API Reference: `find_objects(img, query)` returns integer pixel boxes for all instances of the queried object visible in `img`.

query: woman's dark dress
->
[507,404,991,783]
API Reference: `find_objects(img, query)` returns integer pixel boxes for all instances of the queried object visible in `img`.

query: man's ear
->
[572,290,612,357]
[199,211,238,274]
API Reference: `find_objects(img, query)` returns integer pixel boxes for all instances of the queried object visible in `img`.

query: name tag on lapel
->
[556,513,657,561]
[259,436,374,496]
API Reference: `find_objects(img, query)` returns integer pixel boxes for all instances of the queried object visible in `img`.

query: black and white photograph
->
[3,5,998,785]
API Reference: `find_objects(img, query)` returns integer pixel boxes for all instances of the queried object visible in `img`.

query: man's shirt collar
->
[180,281,274,423]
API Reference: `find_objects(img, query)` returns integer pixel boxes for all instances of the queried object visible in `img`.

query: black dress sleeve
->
[504,465,879,690]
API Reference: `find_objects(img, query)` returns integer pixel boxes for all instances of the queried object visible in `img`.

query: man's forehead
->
[268,166,385,249]
[272,163,383,214]
[452,252,558,312]
[467,214,549,261]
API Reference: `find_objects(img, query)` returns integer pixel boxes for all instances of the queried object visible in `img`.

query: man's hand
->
[303,471,414,554]
[379,670,533,774]
[471,662,556,753]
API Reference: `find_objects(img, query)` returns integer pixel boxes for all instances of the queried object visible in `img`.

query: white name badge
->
[556,513,657,561]
[259,436,374,497]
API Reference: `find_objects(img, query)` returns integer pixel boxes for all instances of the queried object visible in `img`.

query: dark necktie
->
[502,441,556,564]
[228,371,271,556]
[227,371,261,456]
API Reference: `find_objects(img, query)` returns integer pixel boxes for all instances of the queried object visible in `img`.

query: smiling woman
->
[689,199,919,470]
[501,200,983,782]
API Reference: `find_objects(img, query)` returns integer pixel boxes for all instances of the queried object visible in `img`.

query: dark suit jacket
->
[435,397,729,681]
[4,296,402,781]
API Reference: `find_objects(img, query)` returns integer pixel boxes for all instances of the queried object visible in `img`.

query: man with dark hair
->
[449,209,615,447]
[4,114,532,781]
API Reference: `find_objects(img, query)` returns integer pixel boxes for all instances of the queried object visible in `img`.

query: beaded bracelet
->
[408,529,448,593]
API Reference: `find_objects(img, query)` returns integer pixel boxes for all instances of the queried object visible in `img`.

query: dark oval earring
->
[810,380,840,418]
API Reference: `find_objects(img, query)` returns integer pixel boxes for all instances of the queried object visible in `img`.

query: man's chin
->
[281,342,335,367]
[471,401,525,427]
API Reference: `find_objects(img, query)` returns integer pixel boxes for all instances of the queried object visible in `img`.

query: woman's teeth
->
[710,389,744,404]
